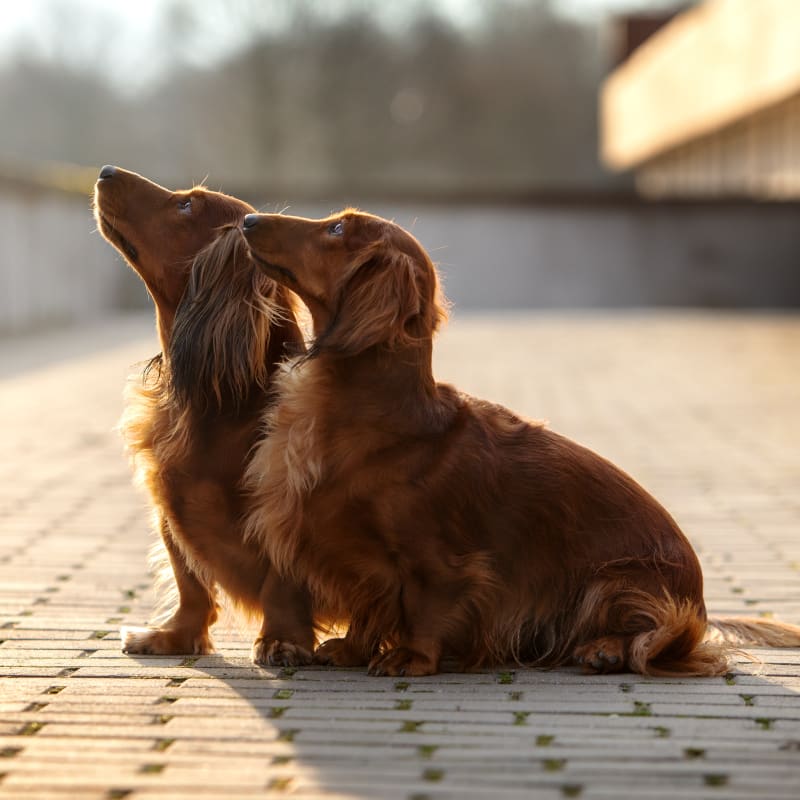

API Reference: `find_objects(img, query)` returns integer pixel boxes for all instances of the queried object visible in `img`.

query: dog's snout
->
[242,214,260,231]
[99,165,116,180]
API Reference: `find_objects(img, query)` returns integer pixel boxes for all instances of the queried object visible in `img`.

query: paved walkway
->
[1,311,799,800]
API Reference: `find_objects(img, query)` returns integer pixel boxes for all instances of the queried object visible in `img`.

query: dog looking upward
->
[241,209,800,677]
[94,167,314,665]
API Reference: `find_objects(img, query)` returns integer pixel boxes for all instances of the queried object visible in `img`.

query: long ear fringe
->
[429,263,450,335]
[167,226,289,413]
[314,243,448,357]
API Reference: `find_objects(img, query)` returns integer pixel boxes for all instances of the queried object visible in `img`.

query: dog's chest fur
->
[245,358,326,575]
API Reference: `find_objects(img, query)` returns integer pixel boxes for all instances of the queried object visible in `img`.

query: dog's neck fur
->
[311,340,451,438]
[154,309,175,357]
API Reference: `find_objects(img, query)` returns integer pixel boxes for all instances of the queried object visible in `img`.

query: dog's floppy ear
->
[320,243,445,355]
[168,225,279,413]
[322,249,420,354]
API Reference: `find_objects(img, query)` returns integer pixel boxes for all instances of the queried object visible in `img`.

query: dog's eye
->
[328,221,344,236]
[178,198,192,214]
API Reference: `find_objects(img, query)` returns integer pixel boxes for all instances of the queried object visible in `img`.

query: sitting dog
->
[94,166,314,665]
[241,208,800,677]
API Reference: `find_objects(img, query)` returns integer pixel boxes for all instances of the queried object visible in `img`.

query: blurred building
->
[601,0,800,198]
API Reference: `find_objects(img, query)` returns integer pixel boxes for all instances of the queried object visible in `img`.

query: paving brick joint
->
[1,311,799,799]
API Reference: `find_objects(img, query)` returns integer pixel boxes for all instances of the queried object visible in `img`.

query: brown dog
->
[241,208,800,677]
[94,167,314,665]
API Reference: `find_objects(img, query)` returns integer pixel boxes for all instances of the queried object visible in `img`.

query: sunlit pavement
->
[1,311,799,800]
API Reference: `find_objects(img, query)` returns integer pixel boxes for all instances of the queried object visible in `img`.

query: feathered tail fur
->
[624,596,730,677]
[705,617,800,648]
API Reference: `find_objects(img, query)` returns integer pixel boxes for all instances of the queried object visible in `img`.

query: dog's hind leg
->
[366,577,450,677]
[313,616,383,667]
[569,581,728,677]
[122,517,218,656]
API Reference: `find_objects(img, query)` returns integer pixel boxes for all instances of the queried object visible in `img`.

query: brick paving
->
[1,311,799,800]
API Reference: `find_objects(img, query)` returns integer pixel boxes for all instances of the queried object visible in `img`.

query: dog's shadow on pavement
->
[121,646,800,799]
[161,653,484,799]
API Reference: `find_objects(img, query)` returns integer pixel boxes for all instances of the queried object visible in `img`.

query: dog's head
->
[93,165,253,331]
[95,166,301,411]
[242,209,446,356]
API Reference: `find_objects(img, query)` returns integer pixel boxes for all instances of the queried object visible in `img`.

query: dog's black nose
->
[99,165,116,180]
[242,214,260,231]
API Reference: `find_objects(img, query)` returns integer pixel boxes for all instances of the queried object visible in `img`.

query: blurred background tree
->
[4,0,798,328]
[0,0,633,191]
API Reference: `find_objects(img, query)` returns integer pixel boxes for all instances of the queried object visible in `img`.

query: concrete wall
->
[277,198,800,309]
[0,177,142,335]
[1,178,798,337]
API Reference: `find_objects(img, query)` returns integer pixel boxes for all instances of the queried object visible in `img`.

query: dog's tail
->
[705,617,800,648]
[625,595,730,677]
[569,583,731,677]
[626,607,800,677]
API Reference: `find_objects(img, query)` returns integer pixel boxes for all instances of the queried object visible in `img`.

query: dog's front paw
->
[121,626,214,656]
[368,646,438,677]
[313,637,370,667]
[252,637,313,667]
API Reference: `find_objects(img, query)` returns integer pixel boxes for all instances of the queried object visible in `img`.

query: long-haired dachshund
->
[93,167,315,665]
[241,208,800,677]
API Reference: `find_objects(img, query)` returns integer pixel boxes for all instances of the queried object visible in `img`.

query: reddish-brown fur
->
[93,167,315,665]
[242,209,800,677]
